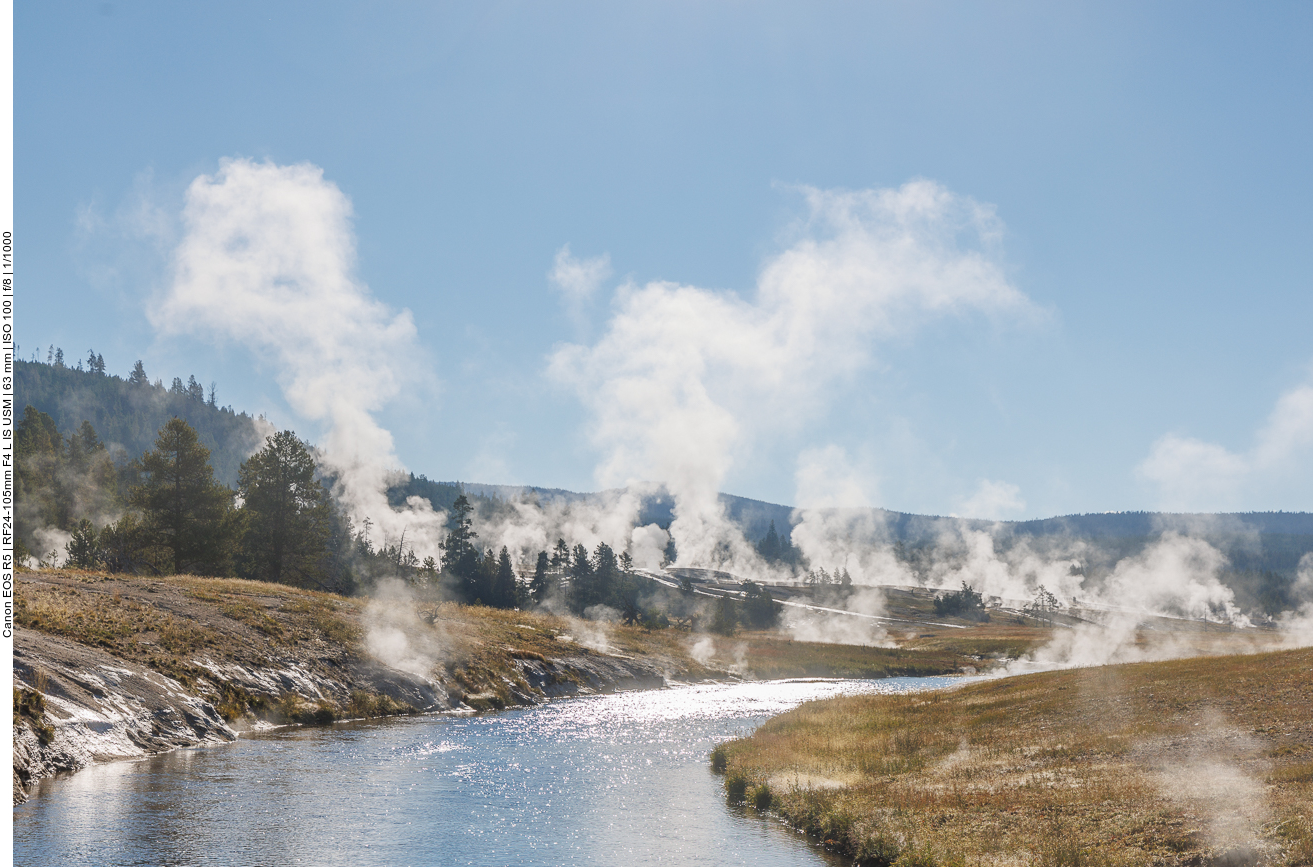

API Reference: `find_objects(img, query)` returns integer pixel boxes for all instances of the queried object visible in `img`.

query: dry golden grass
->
[16,569,983,726]
[716,647,1313,866]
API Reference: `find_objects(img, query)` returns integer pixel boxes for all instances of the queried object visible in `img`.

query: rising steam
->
[147,160,1313,662]
[550,180,1035,580]
[154,158,447,555]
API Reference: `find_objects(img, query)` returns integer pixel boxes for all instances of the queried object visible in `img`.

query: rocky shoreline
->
[13,624,674,804]
[12,567,976,806]
[11,570,685,805]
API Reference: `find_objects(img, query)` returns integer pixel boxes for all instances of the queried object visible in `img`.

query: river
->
[15,676,960,866]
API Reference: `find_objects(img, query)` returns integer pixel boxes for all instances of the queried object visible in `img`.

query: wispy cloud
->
[550,244,612,305]
[1138,375,1313,511]
[954,478,1026,520]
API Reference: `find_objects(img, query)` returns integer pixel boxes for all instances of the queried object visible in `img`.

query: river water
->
[15,676,959,867]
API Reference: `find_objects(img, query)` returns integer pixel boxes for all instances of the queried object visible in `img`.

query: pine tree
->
[551,538,570,573]
[492,546,517,609]
[132,418,235,575]
[591,542,620,610]
[65,520,101,569]
[758,520,782,562]
[529,550,551,603]
[568,543,594,613]
[440,494,480,579]
[711,596,739,635]
[740,581,781,629]
[236,430,333,588]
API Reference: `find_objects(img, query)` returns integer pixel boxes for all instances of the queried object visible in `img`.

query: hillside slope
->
[16,359,268,485]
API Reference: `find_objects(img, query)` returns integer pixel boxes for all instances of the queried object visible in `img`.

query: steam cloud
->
[147,159,1313,662]
[550,180,1035,586]
[154,158,447,555]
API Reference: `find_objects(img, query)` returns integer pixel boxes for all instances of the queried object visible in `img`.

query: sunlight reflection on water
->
[15,676,960,866]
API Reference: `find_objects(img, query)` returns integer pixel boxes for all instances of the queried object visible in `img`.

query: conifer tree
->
[236,430,333,588]
[440,494,481,592]
[493,546,517,609]
[132,418,234,575]
[551,538,570,573]
[529,550,552,603]
[568,543,594,613]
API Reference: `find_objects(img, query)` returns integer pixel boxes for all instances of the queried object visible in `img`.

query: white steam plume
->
[550,180,1034,575]
[1275,552,1313,646]
[364,579,448,678]
[153,158,446,555]
[1000,533,1258,671]
[785,445,905,640]
[472,487,668,570]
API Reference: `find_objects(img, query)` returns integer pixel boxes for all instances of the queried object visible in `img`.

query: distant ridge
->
[20,357,1312,575]
[424,481,1313,545]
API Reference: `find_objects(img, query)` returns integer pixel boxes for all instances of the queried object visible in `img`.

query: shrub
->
[932,582,989,621]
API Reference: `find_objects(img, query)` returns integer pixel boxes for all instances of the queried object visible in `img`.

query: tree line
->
[16,407,711,626]
[18,408,359,593]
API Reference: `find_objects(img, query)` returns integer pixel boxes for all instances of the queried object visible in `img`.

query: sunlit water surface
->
[15,676,960,866]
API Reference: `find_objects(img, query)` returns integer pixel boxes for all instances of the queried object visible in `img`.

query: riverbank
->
[12,568,984,804]
[713,646,1313,866]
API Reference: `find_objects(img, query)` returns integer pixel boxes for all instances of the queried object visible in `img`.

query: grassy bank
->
[713,647,1313,866]
[15,569,985,725]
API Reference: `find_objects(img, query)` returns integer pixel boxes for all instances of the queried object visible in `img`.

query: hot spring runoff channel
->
[15,676,961,866]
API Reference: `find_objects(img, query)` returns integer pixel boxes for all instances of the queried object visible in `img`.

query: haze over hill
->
[22,355,1313,563]
[19,357,1313,645]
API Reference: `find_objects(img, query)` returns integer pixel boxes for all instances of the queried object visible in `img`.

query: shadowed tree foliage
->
[132,418,235,576]
[441,494,483,598]
[933,581,989,622]
[17,356,265,485]
[568,543,595,612]
[236,430,334,589]
[492,546,518,609]
[740,580,782,629]
[711,595,739,635]
[529,550,552,603]
[15,406,120,563]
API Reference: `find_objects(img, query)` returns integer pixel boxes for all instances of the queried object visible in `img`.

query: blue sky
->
[17,1,1313,519]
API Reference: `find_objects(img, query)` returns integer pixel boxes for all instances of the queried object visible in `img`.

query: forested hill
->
[15,358,268,485]
[1005,510,1313,538]
[18,357,1311,573]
